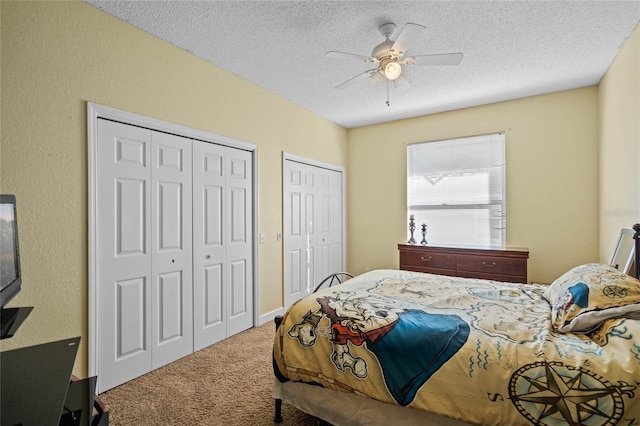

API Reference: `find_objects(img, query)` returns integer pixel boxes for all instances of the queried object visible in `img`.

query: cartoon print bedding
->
[273,267,640,426]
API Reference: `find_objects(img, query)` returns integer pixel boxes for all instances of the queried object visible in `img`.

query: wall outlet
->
[260,233,265,244]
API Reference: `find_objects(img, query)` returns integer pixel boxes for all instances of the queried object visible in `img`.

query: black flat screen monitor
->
[1,194,21,308]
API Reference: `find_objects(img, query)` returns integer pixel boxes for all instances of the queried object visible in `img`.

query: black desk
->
[1,307,33,340]
[1,336,80,426]
[59,376,97,426]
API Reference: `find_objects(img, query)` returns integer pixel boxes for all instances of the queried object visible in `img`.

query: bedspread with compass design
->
[273,269,640,426]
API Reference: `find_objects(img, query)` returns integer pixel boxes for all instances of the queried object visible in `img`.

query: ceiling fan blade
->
[325,51,374,62]
[368,70,384,86]
[390,23,426,57]
[393,75,410,89]
[405,52,464,66]
[335,68,379,90]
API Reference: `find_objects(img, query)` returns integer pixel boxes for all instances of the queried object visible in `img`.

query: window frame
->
[407,132,506,247]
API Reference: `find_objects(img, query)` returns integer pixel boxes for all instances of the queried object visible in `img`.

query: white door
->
[193,142,253,351]
[225,147,253,336]
[150,131,193,369]
[283,160,314,309]
[97,120,193,391]
[283,158,344,310]
[315,168,341,283]
[328,171,343,273]
[97,120,152,391]
[192,142,225,349]
[90,104,257,393]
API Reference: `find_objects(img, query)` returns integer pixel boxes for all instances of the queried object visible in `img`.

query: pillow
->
[544,263,640,333]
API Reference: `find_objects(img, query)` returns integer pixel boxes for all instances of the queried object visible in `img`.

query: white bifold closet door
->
[192,142,253,351]
[283,159,343,311]
[97,120,193,391]
[96,119,253,392]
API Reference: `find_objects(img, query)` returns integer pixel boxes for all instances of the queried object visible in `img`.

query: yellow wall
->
[347,87,600,284]
[0,1,347,375]
[599,23,640,260]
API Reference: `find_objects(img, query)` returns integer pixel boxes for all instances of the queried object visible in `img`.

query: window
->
[407,133,505,246]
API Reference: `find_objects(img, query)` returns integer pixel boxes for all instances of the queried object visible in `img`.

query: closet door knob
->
[206,254,211,259]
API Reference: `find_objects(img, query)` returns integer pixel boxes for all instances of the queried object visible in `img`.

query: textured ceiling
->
[86,1,640,129]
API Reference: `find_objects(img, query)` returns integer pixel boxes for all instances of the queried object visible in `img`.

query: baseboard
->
[259,307,284,326]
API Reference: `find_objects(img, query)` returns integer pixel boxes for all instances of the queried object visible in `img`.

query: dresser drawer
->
[457,255,527,277]
[398,243,529,284]
[399,250,457,271]
[457,271,527,283]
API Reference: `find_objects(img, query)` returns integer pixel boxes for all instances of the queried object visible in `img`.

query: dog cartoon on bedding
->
[287,290,470,406]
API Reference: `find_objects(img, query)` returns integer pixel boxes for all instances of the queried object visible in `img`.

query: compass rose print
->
[602,285,627,299]
[508,361,634,425]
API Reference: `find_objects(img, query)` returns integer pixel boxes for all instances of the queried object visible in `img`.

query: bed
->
[272,224,640,425]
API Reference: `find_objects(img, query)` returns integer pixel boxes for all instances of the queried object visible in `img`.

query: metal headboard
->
[634,223,640,280]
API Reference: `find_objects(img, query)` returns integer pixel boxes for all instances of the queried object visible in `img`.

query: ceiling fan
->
[325,22,463,93]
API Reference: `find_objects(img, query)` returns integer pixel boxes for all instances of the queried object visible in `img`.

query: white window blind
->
[407,133,505,246]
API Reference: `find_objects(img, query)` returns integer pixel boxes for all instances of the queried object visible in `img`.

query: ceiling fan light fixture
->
[383,60,402,80]
[327,22,463,92]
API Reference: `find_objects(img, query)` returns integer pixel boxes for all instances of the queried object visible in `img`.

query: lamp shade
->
[384,61,402,80]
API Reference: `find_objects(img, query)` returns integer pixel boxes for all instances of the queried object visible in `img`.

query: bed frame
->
[634,223,640,280]
[273,224,640,424]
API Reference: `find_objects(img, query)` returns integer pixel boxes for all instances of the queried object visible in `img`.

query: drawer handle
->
[421,256,432,263]
[482,262,497,268]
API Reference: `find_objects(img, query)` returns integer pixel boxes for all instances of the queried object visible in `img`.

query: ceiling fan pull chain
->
[386,79,390,107]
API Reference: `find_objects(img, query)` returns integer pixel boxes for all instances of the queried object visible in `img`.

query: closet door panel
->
[230,259,247,317]
[193,141,227,350]
[94,110,255,392]
[327,169,344,275]
[116,179,146,255]
[283,162,316,309]
[303,172,317,290]
[316,184,331,283]
[157,271,183,341]
[288,249,303,295]
[283,159,344,309]
[150,131,193,369]
[283,167,306,309]
[201,186,224,330]
[97,120,152,392]
[329,171,343,273]
[157,182,182,249]
[225,147,253,336]
[116,277,147,358]
[204,186,223,246]
[230,188,246,242]
[203,264,224,325]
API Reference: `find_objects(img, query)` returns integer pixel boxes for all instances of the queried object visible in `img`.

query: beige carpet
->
[99,322,325,425]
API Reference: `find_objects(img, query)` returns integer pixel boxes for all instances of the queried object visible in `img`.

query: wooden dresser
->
[398,244,529,283]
